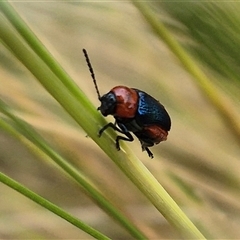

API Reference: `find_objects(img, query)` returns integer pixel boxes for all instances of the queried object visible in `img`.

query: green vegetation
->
[0,1,240,239]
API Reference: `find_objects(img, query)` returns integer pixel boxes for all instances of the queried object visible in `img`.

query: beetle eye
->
[109,94,115,102]
[106,92,116,105]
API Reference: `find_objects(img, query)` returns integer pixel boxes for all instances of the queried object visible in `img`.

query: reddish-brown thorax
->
[111,86,138,118]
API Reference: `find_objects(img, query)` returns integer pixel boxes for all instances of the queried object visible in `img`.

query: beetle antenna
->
[83,49,101,100]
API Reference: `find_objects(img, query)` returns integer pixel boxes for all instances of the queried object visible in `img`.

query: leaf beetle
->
[83,49,171,158]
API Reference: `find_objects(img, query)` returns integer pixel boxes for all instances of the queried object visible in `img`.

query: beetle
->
[83,49,171,158]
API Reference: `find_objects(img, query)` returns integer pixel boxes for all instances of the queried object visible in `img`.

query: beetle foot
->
[146,148,154,159]
[98,128,104,137]
[142,146,154,159]
[115,141,121,151]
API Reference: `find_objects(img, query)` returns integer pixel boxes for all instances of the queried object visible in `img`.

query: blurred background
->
[1,1,240,239]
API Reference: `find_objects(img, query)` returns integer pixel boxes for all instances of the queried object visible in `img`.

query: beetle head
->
[98,92,116,116]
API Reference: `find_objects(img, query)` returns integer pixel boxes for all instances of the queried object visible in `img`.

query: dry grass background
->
[0,2,240,239]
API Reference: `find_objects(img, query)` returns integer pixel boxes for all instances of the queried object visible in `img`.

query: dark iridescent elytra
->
[134,89,171,131]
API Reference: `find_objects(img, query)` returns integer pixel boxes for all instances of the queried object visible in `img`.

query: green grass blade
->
[0,171,111,240]
[161,2,240,86]
[0,100,147,240]
[0,2,206,238]
[0,1,84,101]
[132,1,240,146]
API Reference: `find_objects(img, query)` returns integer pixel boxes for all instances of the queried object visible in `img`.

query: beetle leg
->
[145,147,154,159]
[115,132,134,151]
[140,141,154,158]
[99,122,134,151]
[115,122,134,151]
[98,122,123,137]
